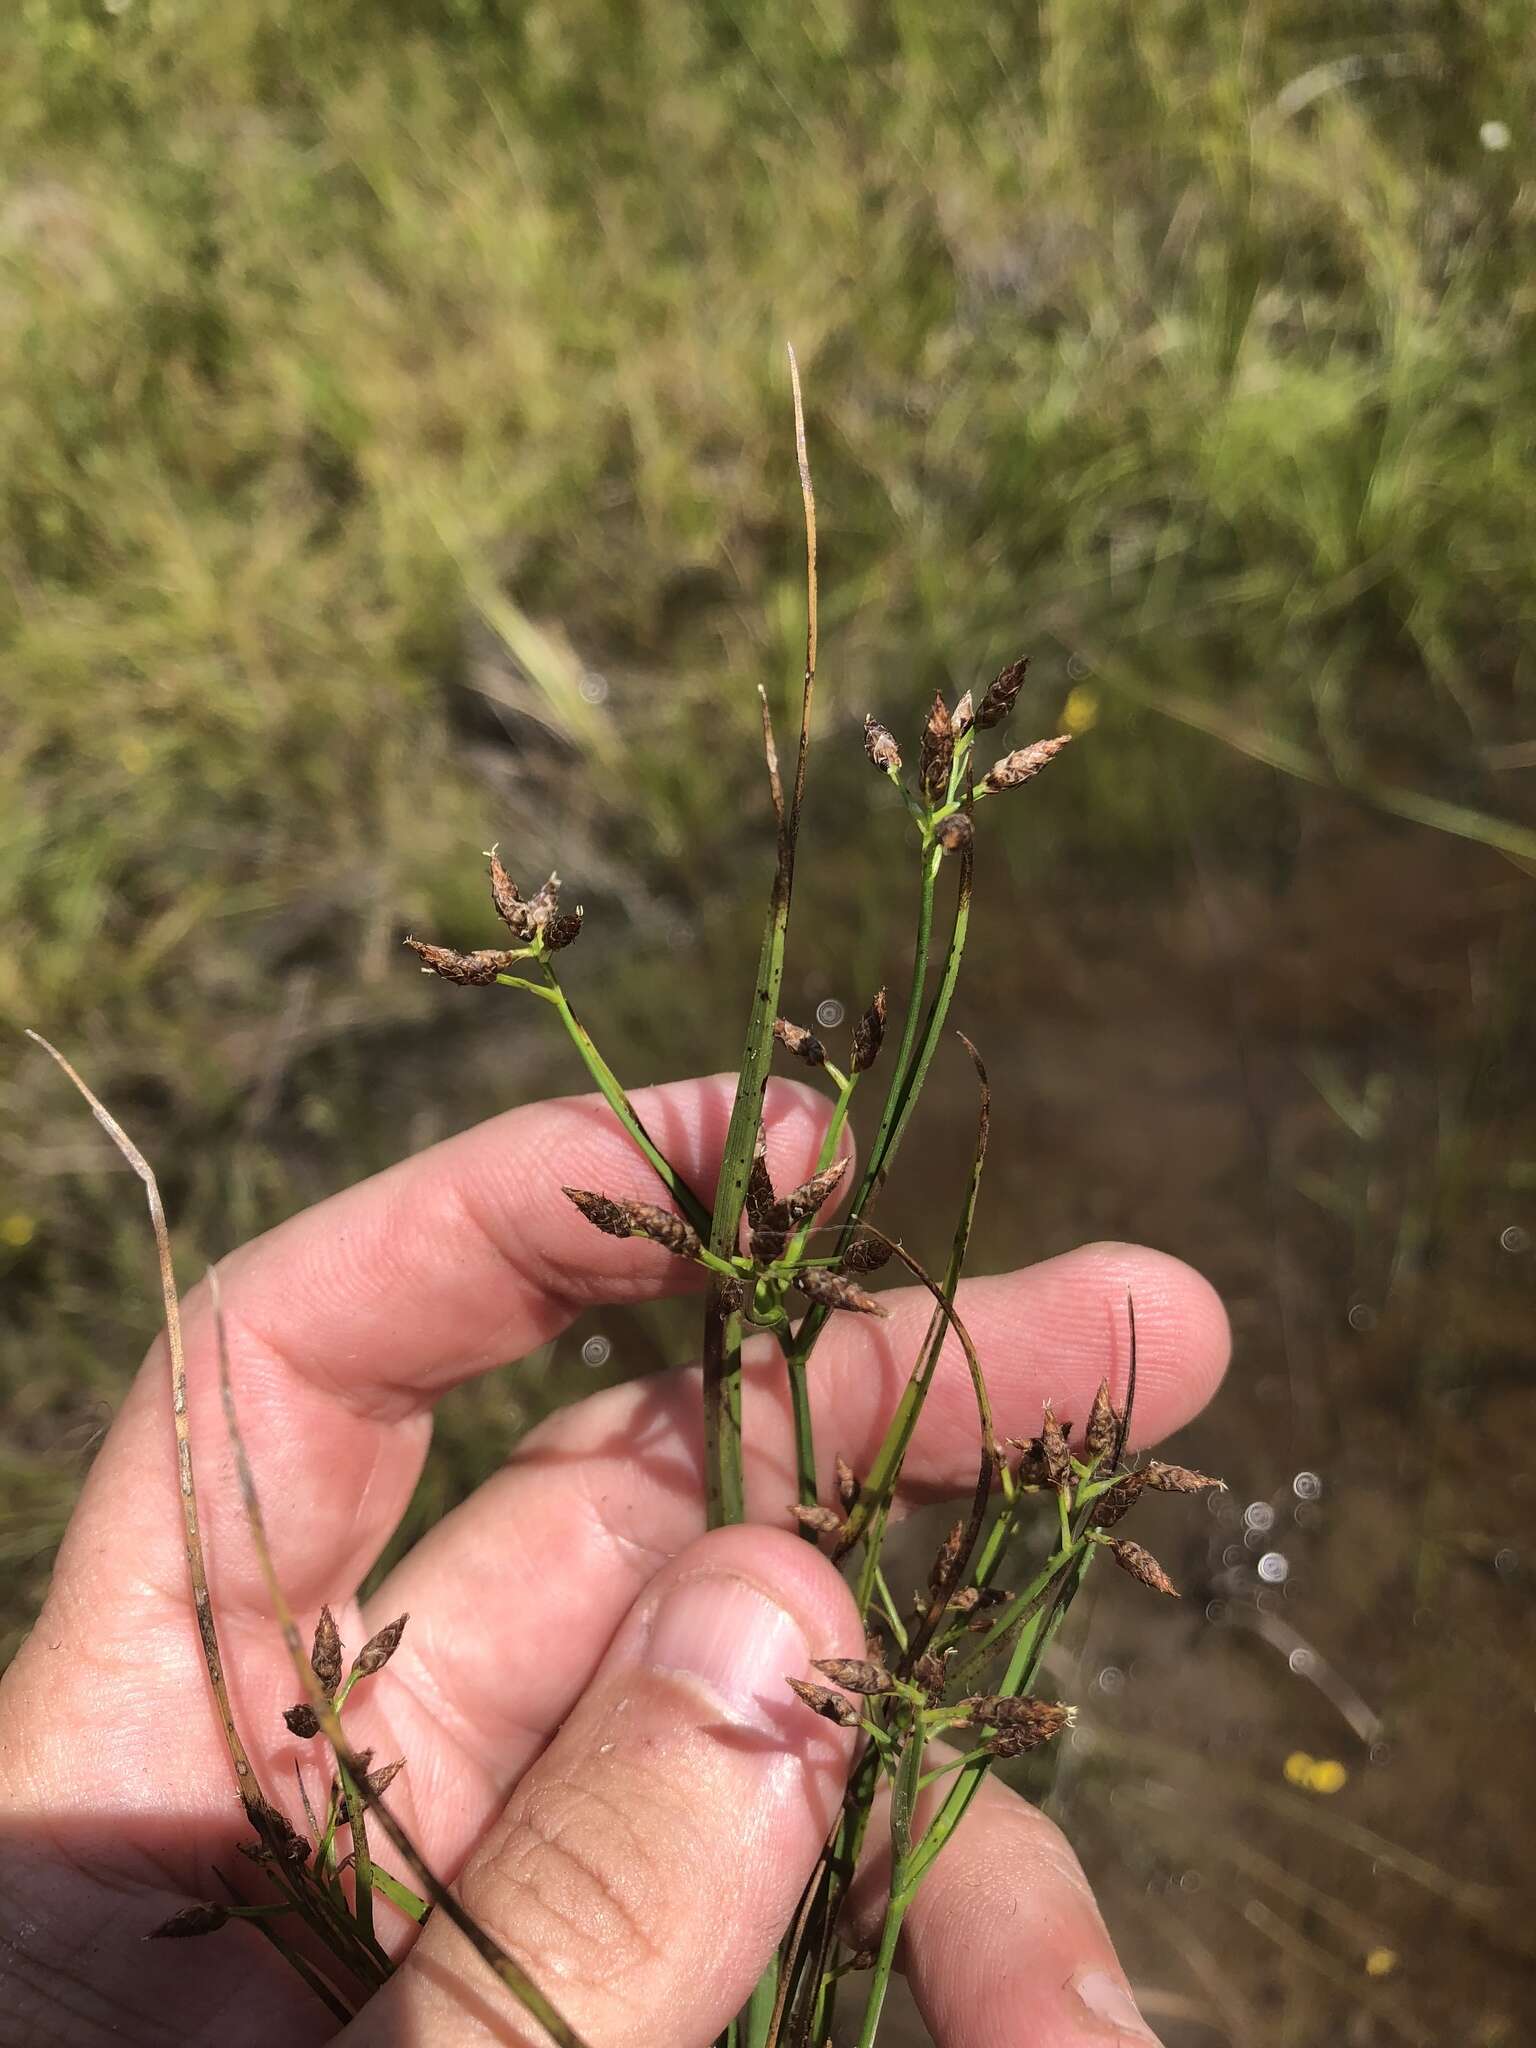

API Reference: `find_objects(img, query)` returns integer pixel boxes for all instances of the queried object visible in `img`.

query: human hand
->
[0,1074,1228,2046]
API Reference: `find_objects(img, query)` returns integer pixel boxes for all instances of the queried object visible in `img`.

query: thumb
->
[351,1525,863,2047]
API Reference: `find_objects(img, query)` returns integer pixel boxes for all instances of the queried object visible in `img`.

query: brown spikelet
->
[963,1696,1073,1750]
[850,986,888,1073]
[919,692,955,803]
[1084,1380,1117,1469]
[834,1454,861,1514]
[488,846,536,939]
[980,733,1073,795]
[148,1903,230,1940]
[310,1606,343,1698]
[620,1201,702,1261]
[543,907,584,951]
[935,811,973,855]
[746,1128,776,1231]
[795,1267,886,1317]
[354,1613,409,1678]
[839,1230,893,1273]
[404,938,516,986]
[1089,1466,1155,1528]
[952,688,974,734]
[283,1702,321,1739]
[258,1804,311,1866]
[1008,1434,1051,1488]
[787,1677,862,1727]
[1039,1403,1072,1491]
[526,872,561,929]
[717,1275,747,1315]
[812,1657,896,1696]
[946,1586,981,1614]
[563,1187,634,1239]
[1147,1462,1225,1495]
[987,1710,1073,1757]
[792,1502,846,1539]
[774,1017,827,1067]
[1108,1538,1179,1597]
[913,1651,947,1699]
[975,656,1030,730]
[863,715,903,774]
[752,1157,850,1258]
[364,1758,406,1798]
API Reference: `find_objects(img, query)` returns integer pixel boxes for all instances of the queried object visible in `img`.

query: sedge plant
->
[35,355,1222,2047]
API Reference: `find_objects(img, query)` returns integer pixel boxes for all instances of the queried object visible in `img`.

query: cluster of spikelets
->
[147,1608,413,1946]
[785,1374,1222,1764]
[862,655,1074,857]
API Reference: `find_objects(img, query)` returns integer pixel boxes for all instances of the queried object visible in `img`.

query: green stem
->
[781,1067,860,1512]
[856,1724,925,2048]
[534,962,712,1237]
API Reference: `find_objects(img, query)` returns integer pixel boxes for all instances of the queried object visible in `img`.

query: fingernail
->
[647,1572,810,1736]
[1071,1969,1162,2043]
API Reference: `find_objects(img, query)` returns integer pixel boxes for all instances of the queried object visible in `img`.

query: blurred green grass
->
[3,0,1533,1697]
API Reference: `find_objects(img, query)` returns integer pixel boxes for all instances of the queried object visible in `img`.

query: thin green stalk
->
[855,1717,925,2048]
[336,1758,376,1944]
[534,962,711,1236]
[703,349,820,1528]
[908,1542,1099,1891]
[781,1067,860,1510]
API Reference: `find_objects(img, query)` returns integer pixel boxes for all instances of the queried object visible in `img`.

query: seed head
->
[975,656,1030,730]
[752,1157,850,1259]
[795,1267,886,1317]
[839,1230,893,1273]
[913,1651,948,1699]
[919,692,955,803]
[487,846,537,939]
[623,1201,702,1260]
[543,907,584,952]
[981,733,1073,795]
[148,1903,230,1940]
[526,872,561,929]
[1039,1402,1072,1491]
[353,1613,409,1679]
[935,811,973,855]
[1084,1380,1118,1469]
[952,688,974,734]
[812,1657,896,1696]
[850,986,888,1073]
[1108,1538,1179,1597]
[787,1677,862,1727]
[962,1695,1073,1749]
[717,1275,747,1315]
[404,938,516,986]
[310,1606,343,1697]
[563,1187,634,1239]
[863,715,903,774]
[746,1128,776,1231]
[1147,1462,1225,1496]
[283,1702,321,1739]
[792,1502,846,1539]
[774,1017,827,1068]
[1089,1466,1154,1529]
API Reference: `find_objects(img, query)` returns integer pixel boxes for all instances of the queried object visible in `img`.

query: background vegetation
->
[3,4,1533,2042]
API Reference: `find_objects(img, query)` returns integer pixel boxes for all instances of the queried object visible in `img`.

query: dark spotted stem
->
[703,345,818,1529]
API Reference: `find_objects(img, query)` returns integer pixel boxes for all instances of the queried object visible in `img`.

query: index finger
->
[20,1073,841,1658]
